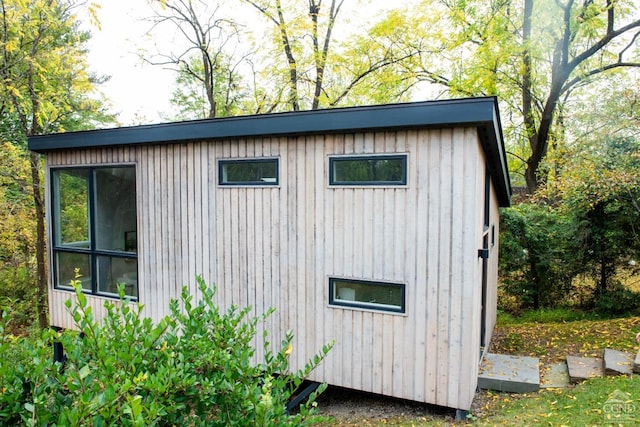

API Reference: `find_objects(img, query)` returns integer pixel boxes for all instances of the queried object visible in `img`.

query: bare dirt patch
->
[313,386,464,426]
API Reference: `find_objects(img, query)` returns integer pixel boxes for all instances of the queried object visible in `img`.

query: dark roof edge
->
[480,100,512,207]
[28,97,496,150]
[28,96,511,206]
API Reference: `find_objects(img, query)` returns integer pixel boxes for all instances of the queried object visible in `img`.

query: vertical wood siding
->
[45,127,494,411]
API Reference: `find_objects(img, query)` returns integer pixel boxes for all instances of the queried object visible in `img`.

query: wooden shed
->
[28,96,511,413]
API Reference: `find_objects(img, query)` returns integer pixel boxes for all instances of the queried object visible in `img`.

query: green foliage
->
[0,0,113,137]
[167,55,249,120]
[0,309,60,425]
[499,203,584,309]
[0,0,116,330]
[0,277,332,425]
[592,282,640,316]
[485,314,640,425]
[0,142,37,330]
[551,136,640,306]
[497,307,601,325]
[477,375,640,426]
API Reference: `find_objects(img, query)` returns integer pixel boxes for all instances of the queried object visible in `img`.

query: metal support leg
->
[51,326,65,364]
[455,409,469,421]
[285,382,321,413]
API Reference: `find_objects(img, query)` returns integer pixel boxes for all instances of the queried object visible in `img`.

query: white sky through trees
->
[82,0,395,126]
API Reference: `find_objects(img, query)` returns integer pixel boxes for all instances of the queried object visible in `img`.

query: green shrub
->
[0,267,38,332]
[593,281,640,315]
[0,309,59,426]
[0,277,332,426]
[499,203,583,310]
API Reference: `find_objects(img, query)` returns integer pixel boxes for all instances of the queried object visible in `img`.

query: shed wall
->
[45,127,495,410]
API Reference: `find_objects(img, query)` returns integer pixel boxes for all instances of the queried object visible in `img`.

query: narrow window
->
[329,155,407,186]
[219,158,279,186]
[51,166,138,299]
[329,278,405,313]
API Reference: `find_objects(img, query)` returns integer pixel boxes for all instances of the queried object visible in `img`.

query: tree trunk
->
[29,151,47,330]
[275,0,299,111]
[521,0,538,193]
[203,51,217,118]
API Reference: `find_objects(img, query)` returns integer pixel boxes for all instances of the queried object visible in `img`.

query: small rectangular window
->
[219,158,279,186]
[329,155,407,186]
[329,277,405,313]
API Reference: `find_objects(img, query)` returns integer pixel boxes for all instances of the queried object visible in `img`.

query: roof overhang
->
[28,96,511,206]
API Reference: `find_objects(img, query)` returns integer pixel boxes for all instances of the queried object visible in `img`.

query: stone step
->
[540,361,570,388]
[478,353,540,393]
[603,348,634,376]
[566,355,604,383]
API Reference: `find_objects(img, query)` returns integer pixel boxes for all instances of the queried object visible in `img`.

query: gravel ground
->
[312,385,465,425]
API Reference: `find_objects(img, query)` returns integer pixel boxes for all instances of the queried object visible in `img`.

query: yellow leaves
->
[3,38,20,53]
[86,1,102,31]
[0,0,96,134]
[494,315,640,366]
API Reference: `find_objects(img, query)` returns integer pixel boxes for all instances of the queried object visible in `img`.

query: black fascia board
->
[28,96,511,205]
[29,97,496,151]
[478,101,512,207]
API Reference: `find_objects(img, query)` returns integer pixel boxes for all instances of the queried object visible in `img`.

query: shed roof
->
[28,96,511,206]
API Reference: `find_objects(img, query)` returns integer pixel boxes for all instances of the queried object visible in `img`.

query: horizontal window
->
[219,158,279,186]
[329,278,405,313]
[329,155,407,186]
[52,166,138,299]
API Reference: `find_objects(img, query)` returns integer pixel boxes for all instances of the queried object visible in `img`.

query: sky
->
[82,1,177,126]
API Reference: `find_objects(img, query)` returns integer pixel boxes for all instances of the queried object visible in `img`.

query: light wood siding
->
[46,126,495,411]
[485,179,501,347]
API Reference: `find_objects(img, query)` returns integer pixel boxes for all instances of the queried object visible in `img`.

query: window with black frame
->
[218,158,279,186]
[329,154,407,186]
[329,277,406,313]
[51,166,138,299]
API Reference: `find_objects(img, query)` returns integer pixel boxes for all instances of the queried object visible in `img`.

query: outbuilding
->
[28,96,511,414]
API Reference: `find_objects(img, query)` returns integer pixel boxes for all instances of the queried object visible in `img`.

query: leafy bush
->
[592,281,640,316]
[0,277,332,426]
[0,267,38,332]
[499,203,583,310]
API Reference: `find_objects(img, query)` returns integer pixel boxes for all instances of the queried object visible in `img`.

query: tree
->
[232,0,418,111]
[0,0,111,329]
[553,135,640,296]
[240,0,342,111]
[143,1,423,114]
[520,0,640,192]
[0,143,36,328]
[500,202,583,309]
[167,55,247,120]
[388,0,640,192]
[144,0,250,118]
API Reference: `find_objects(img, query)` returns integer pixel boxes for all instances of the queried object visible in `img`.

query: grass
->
[496,307,607,324]
[475,376,640,426]
[492,311,640,365]
[477,310,640,426]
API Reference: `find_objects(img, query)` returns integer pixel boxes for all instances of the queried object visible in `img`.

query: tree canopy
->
[0,0,112,328]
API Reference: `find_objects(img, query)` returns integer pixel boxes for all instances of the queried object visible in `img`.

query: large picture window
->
[329,154,407,186]
[218,158,279,186]
[329,277,405,313]
[52,166,138,298]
